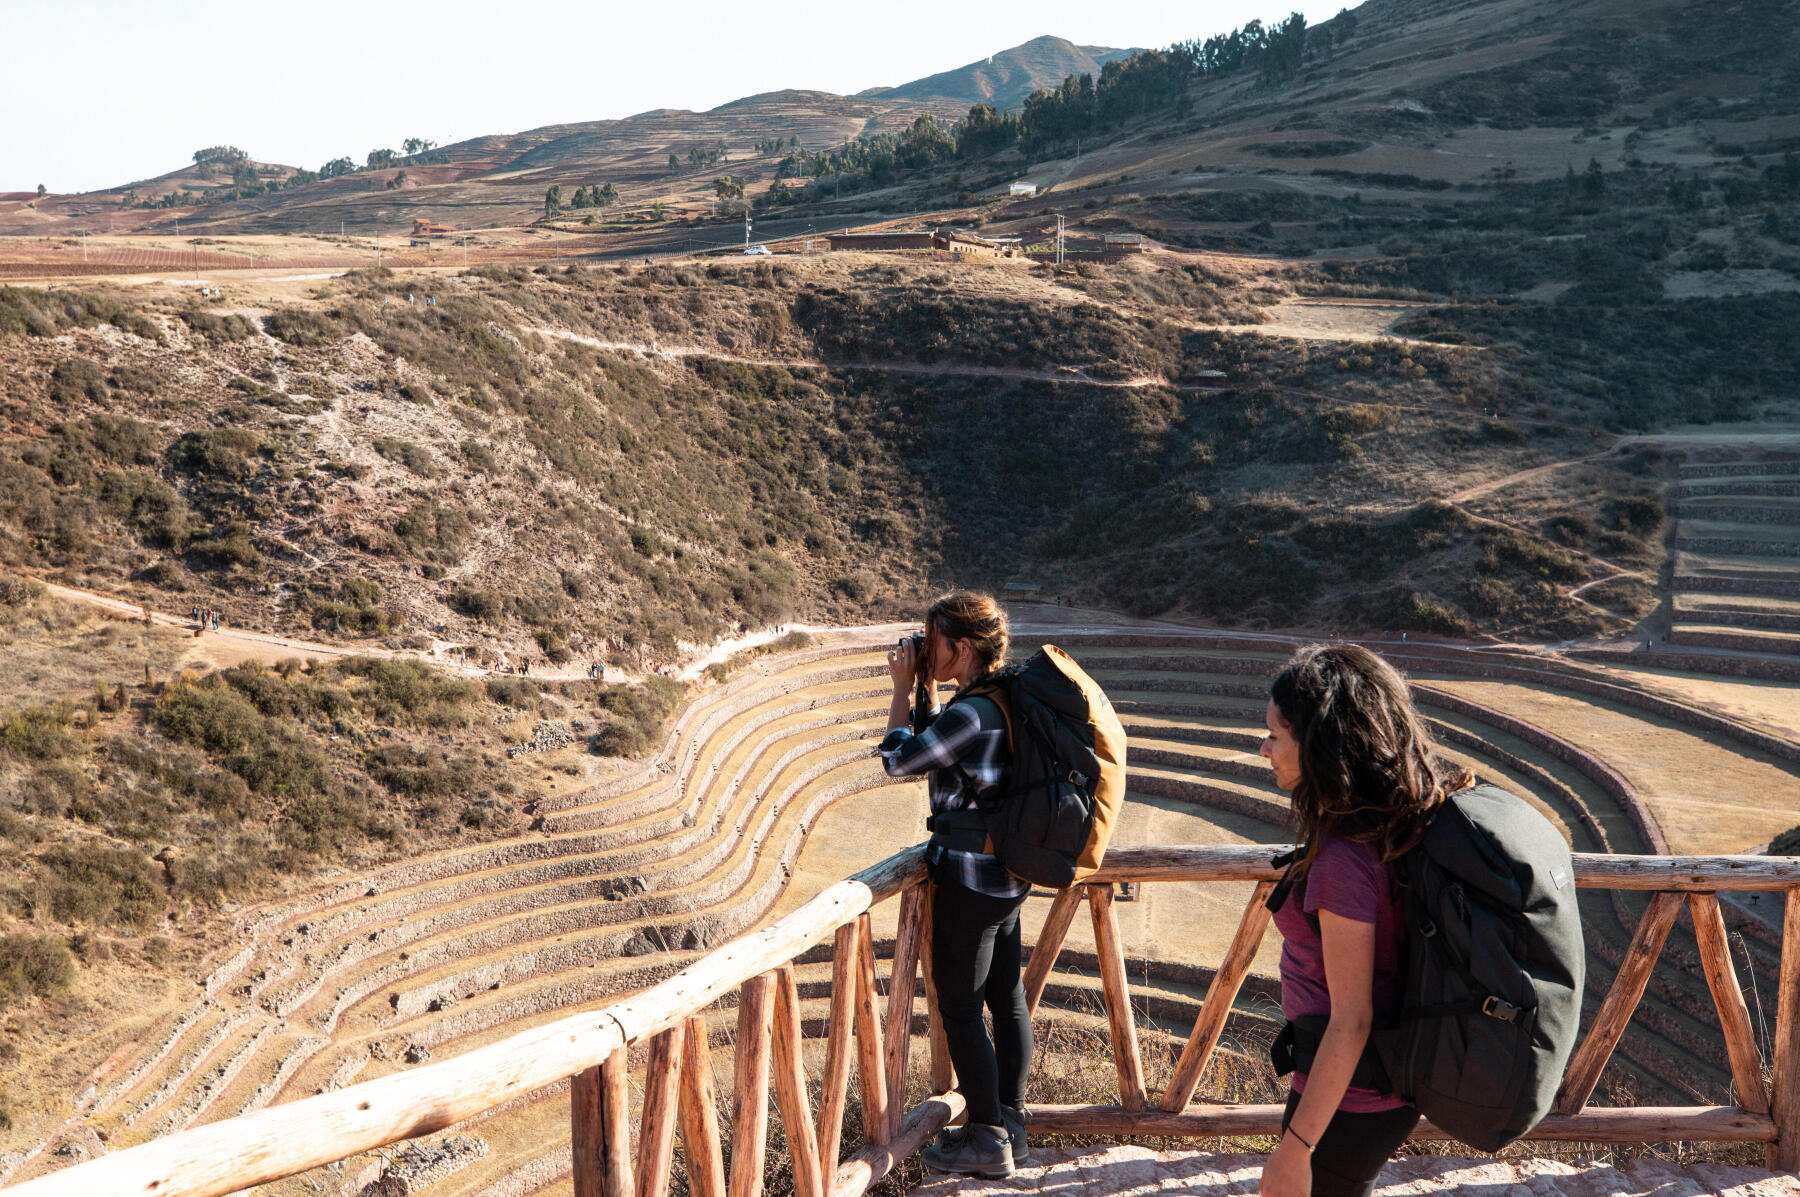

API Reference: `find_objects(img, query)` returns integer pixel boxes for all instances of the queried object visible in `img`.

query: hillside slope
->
[0,251,1668,675]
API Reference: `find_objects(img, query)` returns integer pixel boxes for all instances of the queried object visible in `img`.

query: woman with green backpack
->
[1258,644,1473,1197]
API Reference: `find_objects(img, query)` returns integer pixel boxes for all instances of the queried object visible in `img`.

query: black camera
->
[898,632,926,657]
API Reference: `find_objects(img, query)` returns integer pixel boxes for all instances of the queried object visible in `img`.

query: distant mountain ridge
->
[862,35,1141,109]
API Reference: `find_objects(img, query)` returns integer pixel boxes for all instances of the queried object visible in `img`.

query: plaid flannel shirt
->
[878,695,1027,899]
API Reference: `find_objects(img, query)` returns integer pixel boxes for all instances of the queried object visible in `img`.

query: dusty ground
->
[913,1144,1800,1197]
[1423,677,1800,854]
[1576,661,1800,743]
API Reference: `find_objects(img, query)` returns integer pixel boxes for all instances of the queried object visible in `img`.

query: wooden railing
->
[5,846,1798,1196]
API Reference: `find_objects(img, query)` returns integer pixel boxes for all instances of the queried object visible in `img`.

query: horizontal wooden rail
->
[1082,845,1800,889]
[7,840,1799,1197]
[0,848,928,1197]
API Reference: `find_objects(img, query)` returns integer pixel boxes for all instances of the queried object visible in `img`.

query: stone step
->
[1678,458,1800,480]
[1669,623,1800,656]
[1671,593,1800,632]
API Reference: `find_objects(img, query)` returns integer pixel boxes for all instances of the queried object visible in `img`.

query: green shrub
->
[394,502,468,561]
[180,307,256,342]
[1607,494,1664,535]
[461,439,499,473]
[1,706,86,761]
[0,933,74,1006]
[49,357,108,405]
[41,842,162,931]
[485,675,539,708]
[339,657,478,725]
[155,682,266,754]
[372,438,439,477]
[170,428,260,481]
[454,588,507,623]
[590,676,686,758]
[1544,513,1592,546]
[366,744,476,801]
[264,306,339,347]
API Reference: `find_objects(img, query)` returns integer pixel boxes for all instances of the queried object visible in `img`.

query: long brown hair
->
[1269,642,1473,874]
[915,592,1009,719]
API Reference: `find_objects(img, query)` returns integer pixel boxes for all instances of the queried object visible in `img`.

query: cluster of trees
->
[121,188,203,210]
[545,184,621,216]
[677,141,731,171]
[762,8,1357,208]
[753,137,800,155]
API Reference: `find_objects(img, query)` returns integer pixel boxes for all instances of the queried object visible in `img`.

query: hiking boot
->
[921,1122,1014,1178]
[931,1108,1030,1166]
[1001,1104,1030,1165]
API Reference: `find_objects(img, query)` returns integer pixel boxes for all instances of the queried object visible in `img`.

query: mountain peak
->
[866,35,1140,110]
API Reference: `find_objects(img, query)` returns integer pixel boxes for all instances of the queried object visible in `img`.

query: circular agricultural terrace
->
[8,612,1799,1195]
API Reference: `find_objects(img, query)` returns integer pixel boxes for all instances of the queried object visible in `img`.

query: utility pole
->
[1056,214,1065,267]
[744,207,751,251]
[462,235,467,268]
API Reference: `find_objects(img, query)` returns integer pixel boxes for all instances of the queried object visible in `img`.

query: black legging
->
[930,877,1032,1128]
[1280,1089,1419,1197]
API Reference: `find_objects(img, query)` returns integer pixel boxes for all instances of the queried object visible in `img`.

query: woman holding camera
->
[879,591,1027,1179]
[1258,643,1473,1197]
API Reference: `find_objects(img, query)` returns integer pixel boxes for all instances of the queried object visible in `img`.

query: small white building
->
[1009,181,1038,197]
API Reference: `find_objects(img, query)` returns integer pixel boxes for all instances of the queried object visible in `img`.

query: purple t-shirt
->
[1271,835,1407,1112]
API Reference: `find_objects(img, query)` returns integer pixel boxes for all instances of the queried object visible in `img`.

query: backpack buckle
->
[1481,995,1523,1023]
[1067,770,1088,787]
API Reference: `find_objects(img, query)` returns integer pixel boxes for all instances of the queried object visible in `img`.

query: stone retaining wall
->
[1669,625,1800,656]
[1570,646,1800,685]
[1676,570,1800,597]
[1411,685,1666,853]
[1677,534,1800,557]
[1679,459,1800,479]
[1672,604,1800,632]
[1679,479,1800,497]
[1676,502,1800,525]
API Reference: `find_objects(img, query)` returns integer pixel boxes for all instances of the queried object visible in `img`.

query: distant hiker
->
[192,605,201,626]
[880,593,1027,1178]
[521,657,530,677]
[213,610,220,631]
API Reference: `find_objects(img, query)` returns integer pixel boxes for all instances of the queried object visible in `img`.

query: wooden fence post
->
[884,883,927,1138]
[817,922,859,1176]
[1688,893,1769,1115]
[637,1023,686,1197]
[1024,885,1084,1017]
[1555,891,1683,1115]
[730,973,776,1197]
[599,1048,635,1197]
[918,885,954,1094]
[572,1061,606,1197]
[1770,888,1800,1172]
[774,965,826,1197]
[1089,882,1147,1111]
[853,911,890,1149]
[678,1014,727,1197]
[1161,880,1275,1112]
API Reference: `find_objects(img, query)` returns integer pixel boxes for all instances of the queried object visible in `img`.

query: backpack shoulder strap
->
[948,677,1014,749]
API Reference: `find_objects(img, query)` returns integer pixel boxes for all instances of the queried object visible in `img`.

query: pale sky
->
[3,0,1351,195]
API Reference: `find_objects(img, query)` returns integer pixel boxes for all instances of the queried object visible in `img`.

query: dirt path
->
[528,326,1169,388]
[32,576,906,685]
